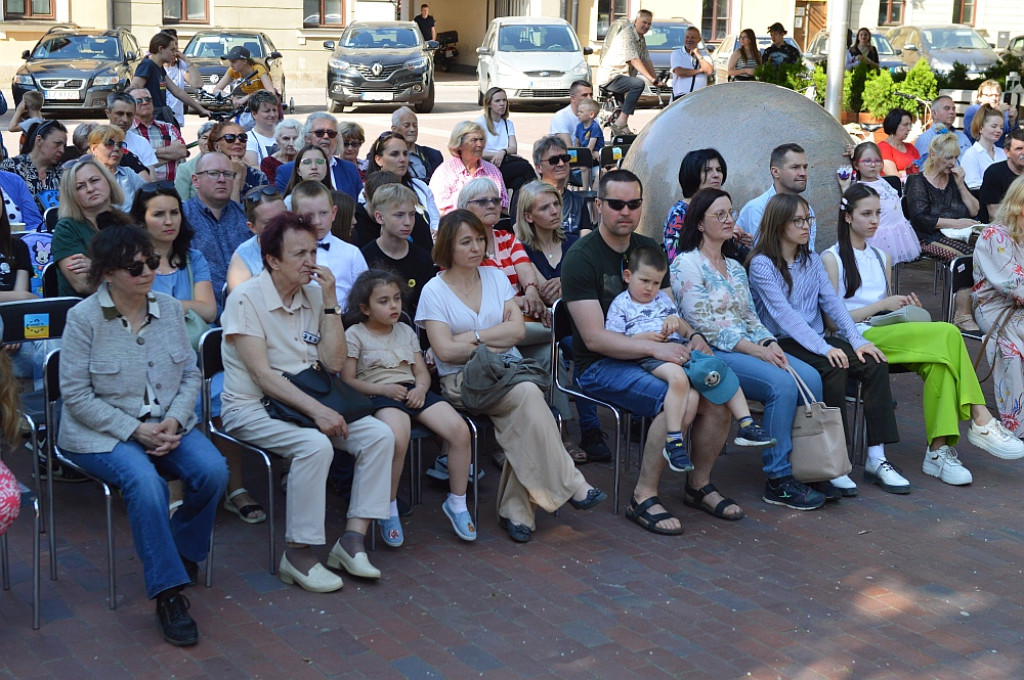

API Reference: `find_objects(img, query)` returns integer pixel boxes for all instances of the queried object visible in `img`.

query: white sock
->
[867,444,886,466]
[389,499,399,518]
[447,493,467,513]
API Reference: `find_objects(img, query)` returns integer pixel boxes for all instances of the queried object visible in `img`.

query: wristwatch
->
[324,305,341,315]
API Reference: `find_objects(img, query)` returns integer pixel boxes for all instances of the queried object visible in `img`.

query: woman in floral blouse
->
[670,187,830,494]
[973,175,1024,437]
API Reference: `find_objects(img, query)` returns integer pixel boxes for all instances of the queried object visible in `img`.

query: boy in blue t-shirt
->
[572,98,603,191]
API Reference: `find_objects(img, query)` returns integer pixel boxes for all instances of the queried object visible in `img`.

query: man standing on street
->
[762,22,800,66]
[671,26,713,101]
[414,4,437,42]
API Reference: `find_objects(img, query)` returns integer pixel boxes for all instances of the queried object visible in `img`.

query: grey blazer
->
[58,290,201,454]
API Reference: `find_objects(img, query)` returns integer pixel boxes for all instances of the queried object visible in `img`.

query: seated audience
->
[366,132,439,237]
[664,148,736,262]
[173,122,216,202]
[878,108,920,180]
[429,121,508,215]
[476,87,536,192]
[261,119,302,186]
[0,120,67,205]
[226,185,287,290]
[979,130,1024,218]
[209,121,267,200]
[282,145,332,208]
[391,106,443,181]
[88,125,147,212]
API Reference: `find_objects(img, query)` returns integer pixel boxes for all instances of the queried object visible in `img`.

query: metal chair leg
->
[103,484,115,611]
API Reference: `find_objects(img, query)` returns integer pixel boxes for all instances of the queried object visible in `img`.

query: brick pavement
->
[3,260,1024,679]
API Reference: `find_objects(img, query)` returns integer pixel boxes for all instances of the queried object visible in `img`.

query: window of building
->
[878,0,904,26]
[163,0,209,23]
[952,0,974,25]
[597,0,628,41]
[303,0,344,27]
[4,0,55,20]
[701,0,728,41]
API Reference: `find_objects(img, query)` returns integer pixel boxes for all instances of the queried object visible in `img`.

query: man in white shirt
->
[670,27,713,100]
[549,80,594,147]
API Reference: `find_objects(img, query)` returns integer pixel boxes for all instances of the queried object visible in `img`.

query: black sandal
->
[682,483,744,521]
[625,496,684,536]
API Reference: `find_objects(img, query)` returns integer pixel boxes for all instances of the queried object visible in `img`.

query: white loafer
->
[278,553,343,593]
[327,540,381,580]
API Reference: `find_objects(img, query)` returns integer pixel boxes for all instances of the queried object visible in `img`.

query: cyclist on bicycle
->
[212,46,279,109]
[595,9,663,136]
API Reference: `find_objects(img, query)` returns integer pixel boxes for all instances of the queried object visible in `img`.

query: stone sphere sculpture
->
[621,82,853,249]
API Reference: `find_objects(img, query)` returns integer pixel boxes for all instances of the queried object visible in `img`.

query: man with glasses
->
[105,92,158,177]
[561,169,734,535]
[737,143,817,249]
[226,186,287,292]
[391,106,443,181]
[964,80,1019,149]
[272,113,362,199]
[129,88,187,182]
[184,152,251,315]
[510,136,593,238]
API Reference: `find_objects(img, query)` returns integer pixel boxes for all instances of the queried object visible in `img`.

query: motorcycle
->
[435,30,459,72]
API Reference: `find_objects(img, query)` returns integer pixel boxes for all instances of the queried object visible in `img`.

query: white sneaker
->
[829,474,859,497]
[864,459,911,494]
[922,446,973,486]
[967,419,1024,460]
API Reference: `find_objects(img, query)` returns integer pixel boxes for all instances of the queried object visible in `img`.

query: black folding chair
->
[0,464,41,629]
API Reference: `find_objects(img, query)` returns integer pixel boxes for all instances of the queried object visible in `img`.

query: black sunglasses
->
[139,180,177,195]
[122,255,161,277]
[545,153,573,165]
[601,198,643,211]
[311,129,339,138]
[342,139,364,148]
[101,138,128,149]
[245,185,282,203]
[216,133,248,144]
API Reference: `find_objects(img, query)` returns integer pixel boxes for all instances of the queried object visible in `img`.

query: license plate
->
[44,90,79,100]
[528,79,559,88]
[361,92,394,101]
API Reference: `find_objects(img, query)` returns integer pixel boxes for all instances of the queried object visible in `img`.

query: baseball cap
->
[223,46,251,61]
[682,351,739,405]
[768,22,787,34]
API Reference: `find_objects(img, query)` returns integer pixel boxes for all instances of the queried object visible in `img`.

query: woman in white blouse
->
[962,104,1007,193]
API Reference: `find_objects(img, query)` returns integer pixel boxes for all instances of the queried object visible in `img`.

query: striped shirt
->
[747,252,868,356]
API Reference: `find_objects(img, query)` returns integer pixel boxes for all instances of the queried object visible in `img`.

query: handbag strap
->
[973,304,1017,383]
[867,246,891,297]
[784,364,817,409]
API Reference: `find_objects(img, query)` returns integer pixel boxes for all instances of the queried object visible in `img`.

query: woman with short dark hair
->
[663,148,734,262]
[879,108,920,179]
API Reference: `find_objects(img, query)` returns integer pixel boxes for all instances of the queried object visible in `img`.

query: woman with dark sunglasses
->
[206,121,267,200]
[58,223,227,646]
[89,124,148,212]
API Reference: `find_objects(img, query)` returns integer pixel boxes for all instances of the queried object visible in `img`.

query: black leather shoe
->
[156,592,199,646]
[568,487,608,510]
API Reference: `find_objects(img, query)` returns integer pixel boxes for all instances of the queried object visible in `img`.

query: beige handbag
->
[787,365,852,483]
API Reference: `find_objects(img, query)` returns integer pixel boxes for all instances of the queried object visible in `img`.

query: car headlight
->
[93,75,119,86]
[15,75,34,86]
[329,57,351,71]
[404,56,427,70]
[568,61,589,77]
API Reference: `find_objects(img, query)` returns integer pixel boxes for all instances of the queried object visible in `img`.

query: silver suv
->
[886,24,999,77]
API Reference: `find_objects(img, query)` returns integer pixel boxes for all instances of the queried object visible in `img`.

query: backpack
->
[20,228,52,296]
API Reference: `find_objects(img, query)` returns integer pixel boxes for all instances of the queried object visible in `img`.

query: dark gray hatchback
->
[324,21,438,114]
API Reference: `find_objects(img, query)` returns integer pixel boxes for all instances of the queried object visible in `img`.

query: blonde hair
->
[995,174,1024,244]
[57,157,124,223]
[970,103,1003,140]
[0,353,21,447]
[513,180,563,249]
[290,179,334,211]
[577,98,600,115]
[447,121,485,156]
[369,182,417,217]
[87,124,125,147]
[922,134,962,175]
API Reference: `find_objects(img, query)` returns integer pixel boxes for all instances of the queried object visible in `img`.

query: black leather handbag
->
[261,362,375,428]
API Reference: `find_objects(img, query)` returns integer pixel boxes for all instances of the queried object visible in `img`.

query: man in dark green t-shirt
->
[561,169,734,535]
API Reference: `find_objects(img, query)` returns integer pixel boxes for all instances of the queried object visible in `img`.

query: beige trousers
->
[221,401,393,545]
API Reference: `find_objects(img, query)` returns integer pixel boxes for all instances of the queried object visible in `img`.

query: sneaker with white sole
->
[922,446,973,486]
[967,419,1024,460]
[425,455,484,482]
[864,459,911,494]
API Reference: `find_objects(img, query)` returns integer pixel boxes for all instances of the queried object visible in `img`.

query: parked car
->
[476,16,592,106]
[885,24,999,77]
[1003,34,1024,59]
[324,21,437,114]
[182,31,286,103]
[802,30,905,73]
[11,26,143,113]
[710,33,802,84]
[600,17,712,103]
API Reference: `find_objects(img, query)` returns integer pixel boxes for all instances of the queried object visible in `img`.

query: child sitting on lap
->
[604,246,775,472]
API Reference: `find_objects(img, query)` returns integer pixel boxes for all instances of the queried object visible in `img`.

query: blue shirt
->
[150,248,211,301]
[183,197,250,316]
[736,185,817,250]
[0,170,43,232]
[573,120,605,154]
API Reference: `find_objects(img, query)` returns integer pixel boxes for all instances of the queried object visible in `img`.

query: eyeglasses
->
[709,210,739,223]
[791,216,816,228]
[857,158,883,164]
[215,133,248,144]
[245,185,282,203]
[468,197,501,207]
[122,255,161,277]
[601,197,643,211]
[342,139,364,148]
[101,138,128,149]
[545,154,573,166]
[299,157,327,167]
[980,91,1000,99]
[133,96,153,104]
[311,129,339,139]
[195,170,238,179]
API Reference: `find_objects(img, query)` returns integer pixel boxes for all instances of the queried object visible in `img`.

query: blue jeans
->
[65,428,228,599]
[577,358,668,419]
[712,349,823,479]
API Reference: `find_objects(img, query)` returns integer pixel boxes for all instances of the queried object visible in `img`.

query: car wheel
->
[327,91,344,113]
[415,81,435,114]
[477,88,484,106]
